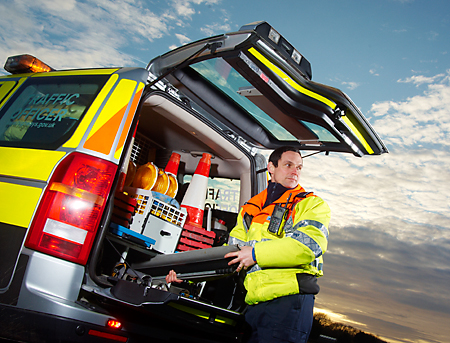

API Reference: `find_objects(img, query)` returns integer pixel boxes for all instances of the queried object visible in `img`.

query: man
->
[167,146,330,343]
[223,146,330,343]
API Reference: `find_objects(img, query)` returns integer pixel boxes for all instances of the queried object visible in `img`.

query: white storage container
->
[123,187,187,254]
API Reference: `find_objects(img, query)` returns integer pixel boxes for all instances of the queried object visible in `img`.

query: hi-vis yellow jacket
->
[229,184,331,305]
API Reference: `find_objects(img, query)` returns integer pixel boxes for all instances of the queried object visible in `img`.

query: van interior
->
[86,90,259,329]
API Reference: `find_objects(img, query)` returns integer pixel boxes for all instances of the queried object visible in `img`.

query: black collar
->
[263,181,293,208]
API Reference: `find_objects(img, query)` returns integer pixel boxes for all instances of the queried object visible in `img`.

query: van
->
[0,21,388,342]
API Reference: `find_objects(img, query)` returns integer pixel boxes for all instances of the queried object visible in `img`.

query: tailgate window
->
[190,58,298,142]
[0,75,108,150]
[190,58,340,144]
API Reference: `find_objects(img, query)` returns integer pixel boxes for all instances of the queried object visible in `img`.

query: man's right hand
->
[224,245,255,272]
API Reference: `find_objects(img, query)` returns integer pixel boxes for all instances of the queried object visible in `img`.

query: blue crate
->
[109,222,156,248]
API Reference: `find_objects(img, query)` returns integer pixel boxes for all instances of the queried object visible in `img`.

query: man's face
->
[267,151,303,189]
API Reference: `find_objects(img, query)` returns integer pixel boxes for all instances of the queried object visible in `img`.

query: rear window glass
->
[0,74,109,150]
[189,58,340,144]
[190,58,298,142]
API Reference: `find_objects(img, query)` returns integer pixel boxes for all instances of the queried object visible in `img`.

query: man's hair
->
[268,146,302,167]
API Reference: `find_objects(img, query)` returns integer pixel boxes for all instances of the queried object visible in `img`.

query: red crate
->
[183,223,216,238]
[113,206,133,221]
[181,230,214,245]
[176,243,193,252]
[177,237,213,250]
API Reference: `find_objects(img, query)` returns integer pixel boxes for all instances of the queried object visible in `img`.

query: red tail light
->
[107,319,122,329]
[25,152,117,265]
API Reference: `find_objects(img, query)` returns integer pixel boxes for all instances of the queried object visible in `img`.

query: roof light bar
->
[268,27,281,44]
[291,49,302,65]
[4,54,54,74]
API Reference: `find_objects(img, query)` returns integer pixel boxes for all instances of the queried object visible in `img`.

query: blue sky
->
[1,0,450,342]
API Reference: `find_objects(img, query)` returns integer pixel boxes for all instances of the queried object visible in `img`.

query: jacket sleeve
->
[228,207,249,246]
[255,196,330,268]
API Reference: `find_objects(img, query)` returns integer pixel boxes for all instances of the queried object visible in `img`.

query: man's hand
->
[165,269,183,284]
[224,246,256,272]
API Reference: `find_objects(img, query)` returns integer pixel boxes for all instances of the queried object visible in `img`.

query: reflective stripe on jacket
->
[229,184,330,305]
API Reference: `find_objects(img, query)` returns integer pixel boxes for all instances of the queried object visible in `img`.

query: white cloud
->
[172,0,196,17]
[171,0,221,18]
[199,10,231,36]
[302,72,450,341]
[303,71,450,245]
[341,81,360,90]
[0,0,171,69]
[397,72,447,86]
[175,33,191,45]
[192,0,221,3]
[0,0,228,71]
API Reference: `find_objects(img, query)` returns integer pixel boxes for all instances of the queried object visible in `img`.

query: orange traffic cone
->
[165,152,181,175]
[165,152,181,198]
[181,153,211,228]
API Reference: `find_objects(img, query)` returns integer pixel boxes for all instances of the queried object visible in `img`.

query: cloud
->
[0,0,169,69]
[171,0,222,18]
[303,72,450,342]
[0,0,227,72]
[397,72,447,86]
[317,223,450,342]
[371,73,450,149]
[172,0,197,17]
[341,81,360,90]
[175,33,191,45]
[199,9,231,36]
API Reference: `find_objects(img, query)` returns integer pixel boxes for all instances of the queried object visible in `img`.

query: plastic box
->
[123,187,187,231]
[123,187,187,254]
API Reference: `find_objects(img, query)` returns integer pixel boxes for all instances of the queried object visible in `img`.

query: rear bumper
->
[0,304,129,343]
[0,303,244,343]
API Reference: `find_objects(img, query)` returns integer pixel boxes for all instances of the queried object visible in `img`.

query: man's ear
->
[267,162,275,175]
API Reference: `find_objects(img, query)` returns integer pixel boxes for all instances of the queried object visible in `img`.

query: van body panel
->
[29,68,119,77]
[83,79,145,161]
[18,250,86,305]
[62,74,119,149]
[0,182,43,228]
[0,147,65,180]
[0,80,19,104]
[0,223,27,291]
[0,77,27,108]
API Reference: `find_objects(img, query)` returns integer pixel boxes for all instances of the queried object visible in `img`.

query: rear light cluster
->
[25,152,117,265]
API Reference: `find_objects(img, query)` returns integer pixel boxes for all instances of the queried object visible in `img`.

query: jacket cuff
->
[252,247,257,262]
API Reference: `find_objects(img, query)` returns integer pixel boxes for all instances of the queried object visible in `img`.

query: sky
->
[1,0,449,342]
